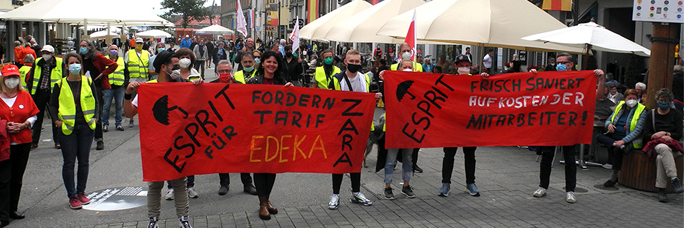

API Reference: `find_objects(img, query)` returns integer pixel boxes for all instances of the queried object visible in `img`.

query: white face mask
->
[458,67,470,75]
[42,54,52,61]
[625,99,637,108]
[4,78,20,89]
[401,52,412,61]
[402,68,413,72]
[170,69,181,80]
[179,58,192,69]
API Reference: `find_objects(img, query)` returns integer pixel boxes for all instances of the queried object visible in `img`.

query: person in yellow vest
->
[18,54,34,88]
[389,43,423,72]
[233,52,257,83]
[27,45,64,150]
[312,49,340,89]
[124,38,150,128]
[124,51,203,228]
[596,89,647,188]
[103,45,126,132]
[48,53,100,210]
[325,49,380,209]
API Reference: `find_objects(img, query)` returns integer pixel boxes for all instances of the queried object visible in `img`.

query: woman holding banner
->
[49,53,101,209]
[246,51,293,220]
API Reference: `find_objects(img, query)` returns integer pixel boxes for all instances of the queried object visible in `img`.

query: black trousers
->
[539,146,576,192]
[442,147,477,184]
[596,133,625,170]
[10,144,31,212]
[0,159,10,222]
[31,89,59,144]
[194,61,205,78]
[253,173,276,197]
[218,173,253,186]
[93,85,104,141]
[332,173,361,194]
[412,148,419,168]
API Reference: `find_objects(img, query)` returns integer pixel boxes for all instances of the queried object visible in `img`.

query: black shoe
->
[244,185,258,195]
[30,143,38,150]
[0,220,9,228]
[9,211,24,219]
[603,179,617,187]
[384,187,395,199]
[116,125,124,131]
[413,165,423,173]
[672,178,683,194]
[658,188,668,203]
[96,141,104,150]
[401,185,416,198]
[103,125,109,132]
[218,185,229,195]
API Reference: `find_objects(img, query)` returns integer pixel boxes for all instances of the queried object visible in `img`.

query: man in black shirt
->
[283,46,303,86]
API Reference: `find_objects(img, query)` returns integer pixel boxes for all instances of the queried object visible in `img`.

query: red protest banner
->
[384,71,597,149]
[137,83,376,181]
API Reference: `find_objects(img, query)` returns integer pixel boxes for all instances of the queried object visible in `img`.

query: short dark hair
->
[488,49,494,53]
[175,47,196,67]
[321,49,333,57]
[284,46,292,52]
[557,53,574,63]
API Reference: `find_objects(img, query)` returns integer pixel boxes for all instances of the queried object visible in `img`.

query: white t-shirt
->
[483,54,492,68]
[339,72,367,93]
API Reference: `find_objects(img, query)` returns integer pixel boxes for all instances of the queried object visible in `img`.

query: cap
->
[41,45,55,53]
[153,51,176,74]
[135,38,144,44]
[454,54,470,64]
[185,35,189,38]
[1,65,20,77]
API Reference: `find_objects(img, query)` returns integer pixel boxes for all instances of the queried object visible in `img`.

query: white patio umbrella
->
[300,0,372,41]
[522,22,651,57]
[137,30,172,39]
[89,30,119,39]
[196,25,235,35]
[324,0,424,43]
[376,0,585,53]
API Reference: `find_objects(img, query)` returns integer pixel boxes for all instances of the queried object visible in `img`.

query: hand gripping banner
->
[384,71,597,149]
[138,83,376,181]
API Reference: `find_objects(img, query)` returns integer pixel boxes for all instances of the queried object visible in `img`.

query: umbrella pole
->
[583,44,591,70]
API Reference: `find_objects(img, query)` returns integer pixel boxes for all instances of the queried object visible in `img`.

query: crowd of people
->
[0,32,681,228]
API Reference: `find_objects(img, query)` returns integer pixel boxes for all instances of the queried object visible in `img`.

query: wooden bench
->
[618,149,683,193]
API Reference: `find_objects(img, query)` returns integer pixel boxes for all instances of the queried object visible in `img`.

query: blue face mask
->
[158,48,166,53]
[244,66,254,72]
[556,63,567,71]
[69,63,82,75]
[658,102,670,110]
[80,47,88,55]
[254,58,261,65]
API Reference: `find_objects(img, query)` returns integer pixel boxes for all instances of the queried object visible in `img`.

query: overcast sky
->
[148,0,218,15]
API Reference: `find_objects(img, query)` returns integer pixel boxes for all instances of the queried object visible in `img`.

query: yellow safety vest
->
[390,62,424,72]
[57,76,96,135]
[314,66,341,89]
[330,73,375,131]
[107,55,125,86]
[19,65,31,87]
[609,101,646,149]
[30,57,63,95]
[127,50,150,79]
[234,69,257,84]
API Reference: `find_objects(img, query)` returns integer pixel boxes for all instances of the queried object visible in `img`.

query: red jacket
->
[86,52,117,90]
[643,138,684,157]
[0,119,9,162]
[0,90,40,144]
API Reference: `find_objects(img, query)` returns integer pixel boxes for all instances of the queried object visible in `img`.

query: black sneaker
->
[179,216,193,228]
[603,179,617,187]
[243,185,257,195]
[672,178,683,194]
[401,185,416,198]
[218,185,229,195]
[413,165,423,173]
[384,187,395,200]
[658,188,668,203]
[103,125,108,132]
[147,217,159,228]
[116,125,124,131]
[96,141,104,150]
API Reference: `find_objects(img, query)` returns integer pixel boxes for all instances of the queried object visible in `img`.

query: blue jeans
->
[60,124,94,198]
[102,86,125,126]
[384,148,413,184]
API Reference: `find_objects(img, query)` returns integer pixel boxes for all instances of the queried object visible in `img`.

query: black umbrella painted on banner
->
[152,95,189,125]
[396,80,416,102]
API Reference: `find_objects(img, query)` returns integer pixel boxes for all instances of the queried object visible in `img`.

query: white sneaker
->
[187,187,199,198]
[533,187,547,198]
[165,189,174,200]
[602,164,613,169]
[566,191,576,203]
[328,194,339,210]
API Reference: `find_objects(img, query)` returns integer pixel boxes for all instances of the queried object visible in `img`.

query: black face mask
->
[347,64,362,73]
[286,52,293,58]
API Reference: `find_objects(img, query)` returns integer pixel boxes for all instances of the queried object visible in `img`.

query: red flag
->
[404,10,416,61]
